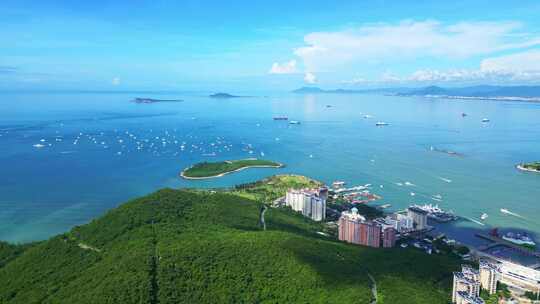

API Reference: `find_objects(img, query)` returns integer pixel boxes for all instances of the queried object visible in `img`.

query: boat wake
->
[438,177,452,183]
[463,216,485,226]
[500,208,525,219]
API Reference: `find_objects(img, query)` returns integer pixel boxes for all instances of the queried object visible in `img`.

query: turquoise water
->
[1,92,539,244]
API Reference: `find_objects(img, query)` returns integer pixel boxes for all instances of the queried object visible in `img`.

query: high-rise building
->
[455,291,485,304]
[393,213,414,232]
[407,206,428,230]
[479,260,499,295]
[452,265,482,304]
[285,188,327,221]
[338,209,385,248]
[338,208,366,244]
[382,227,396,248]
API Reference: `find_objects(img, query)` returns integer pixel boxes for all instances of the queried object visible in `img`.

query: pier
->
[475,233,540,257]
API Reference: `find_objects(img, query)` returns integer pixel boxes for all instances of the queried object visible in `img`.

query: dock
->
[475,233,540,257]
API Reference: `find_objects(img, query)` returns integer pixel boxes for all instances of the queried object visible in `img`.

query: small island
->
[181,158,284,179]
[517,162,540,173]
[131,97,183,104]
[209,92,242,99]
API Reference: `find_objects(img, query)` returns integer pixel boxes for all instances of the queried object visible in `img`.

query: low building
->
[407,206,428,230]
[497,259,540,294]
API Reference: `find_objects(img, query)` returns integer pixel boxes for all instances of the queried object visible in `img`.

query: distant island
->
[517,162,540,173]
[396,85,540,102]
[209,92,244,99]
[131,97,183,104]
[292,86,403,94]
[180,158,284,179]
[292,85,540,102]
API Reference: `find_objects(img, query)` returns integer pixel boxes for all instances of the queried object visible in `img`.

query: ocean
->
[1,91,539,246]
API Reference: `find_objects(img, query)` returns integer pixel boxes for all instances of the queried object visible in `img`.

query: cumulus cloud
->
[480,50,540,73]
[112,77,121,86]
[304,72,317,84]
[268,60,298,74]
[293,20,540,72]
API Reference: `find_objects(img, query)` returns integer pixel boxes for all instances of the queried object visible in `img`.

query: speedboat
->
[480,213,488,220]
[375,122,389,126]
[289,120,301,125]
[33,143,45,148]
[482,118,490,123]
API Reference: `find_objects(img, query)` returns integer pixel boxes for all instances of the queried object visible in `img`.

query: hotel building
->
[479,260,499,295]
[454,291,485,304]
[407,206,428,230]
[285,188,327,221]
[452,265,482,304]
[382,227,397,248]
[338,208,395,248]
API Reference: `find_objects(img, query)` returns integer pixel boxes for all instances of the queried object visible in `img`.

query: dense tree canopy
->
[0,175,460,303]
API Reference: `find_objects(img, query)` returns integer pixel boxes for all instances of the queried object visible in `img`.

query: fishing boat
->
[482,118,490,123]
[289,120,301,125]
[375,122,389,126]
[273,116,288,120]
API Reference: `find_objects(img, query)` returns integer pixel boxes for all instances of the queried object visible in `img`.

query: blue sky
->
[2,0,540,91]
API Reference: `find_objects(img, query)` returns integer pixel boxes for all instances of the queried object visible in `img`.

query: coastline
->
[180,162,284,180]
[516,164,540,173]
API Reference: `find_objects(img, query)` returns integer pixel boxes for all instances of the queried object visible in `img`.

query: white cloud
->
[112,77,121,86]
[268,60,297,74]
[293,20,540,72]
[304,72,317,84]
[480,50,540,73]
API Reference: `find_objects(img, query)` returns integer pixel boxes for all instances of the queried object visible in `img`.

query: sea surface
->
[1,91,540,247]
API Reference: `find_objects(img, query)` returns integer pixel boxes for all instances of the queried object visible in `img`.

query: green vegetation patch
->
[523,161,540,171]
[181,159,283,178]
[232,174,322,201]
[0,176,461,303]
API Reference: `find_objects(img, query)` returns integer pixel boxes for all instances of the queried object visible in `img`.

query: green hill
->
[0,175,459,303]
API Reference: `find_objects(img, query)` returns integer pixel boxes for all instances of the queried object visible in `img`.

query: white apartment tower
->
[479,260,499,295]
[452,265,482,304]
[285,188,327,221]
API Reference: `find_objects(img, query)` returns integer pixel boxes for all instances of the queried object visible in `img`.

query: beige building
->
[452,265,482,304]
[479,260,499,295]
[455,291,485,304]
